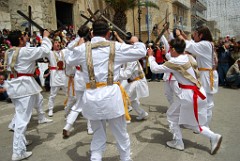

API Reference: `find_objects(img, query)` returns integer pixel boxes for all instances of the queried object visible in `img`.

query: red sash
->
[168,73,173,81]
[10,73,34,78]
[50,66,64,70]
[178,83,206,132]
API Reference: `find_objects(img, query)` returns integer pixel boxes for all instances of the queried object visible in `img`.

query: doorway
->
[55,1,73,28]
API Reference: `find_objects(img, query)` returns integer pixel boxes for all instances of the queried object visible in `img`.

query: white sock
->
[201,126,215,139]
[63,123,72,131]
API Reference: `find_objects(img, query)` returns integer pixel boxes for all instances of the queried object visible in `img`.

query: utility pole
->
[28,6,32,35]
[132,7,136,35]
[146,0,150,42]
[138,0,142,40]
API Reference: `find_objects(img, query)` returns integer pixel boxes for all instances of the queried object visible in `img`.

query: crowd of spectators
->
[0,26,239,99]
[214,35,240,88]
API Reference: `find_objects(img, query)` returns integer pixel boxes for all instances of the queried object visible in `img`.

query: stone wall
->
[0,0,11,30]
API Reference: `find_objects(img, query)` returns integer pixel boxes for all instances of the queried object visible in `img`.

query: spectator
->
[2,28,8,39]
[34,63,42,87]
[0,74,11,102]
[43,65,51,92]
[217,41,232,86]
[31,31,41,47]
[0,30,3,44]
[226,58,240,89]
[151,42,165,81]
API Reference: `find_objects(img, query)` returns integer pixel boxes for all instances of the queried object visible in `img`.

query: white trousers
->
[167,99,216,141]
[90,116,132,161]
[206,93,214,127]
[164,80,180,105]
[64,91,87,130]
[131,98,145,116]
[11,94,38,155]
[48,86,66,110]
[167,102,182,140]
[9,93,45,129]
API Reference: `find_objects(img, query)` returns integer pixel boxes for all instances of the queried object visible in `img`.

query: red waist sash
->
[178,83,206,132]
[10,73,34,78]
[50,66,64,70]
[168,73,173,81]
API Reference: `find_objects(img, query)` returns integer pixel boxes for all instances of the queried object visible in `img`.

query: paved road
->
[0,82,239,161]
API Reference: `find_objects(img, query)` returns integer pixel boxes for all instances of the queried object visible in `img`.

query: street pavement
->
[0,82,239,161]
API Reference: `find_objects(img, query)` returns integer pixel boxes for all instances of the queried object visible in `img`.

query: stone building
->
[1,0,194,43]
[126,0,192,42]
[205,0,240,37]
[0,0,108,32]
[3,0,232,42]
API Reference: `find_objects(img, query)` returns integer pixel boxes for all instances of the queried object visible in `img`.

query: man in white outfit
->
[47,40,67,117]
[4,30,52,160]
[66,19,146,161]
[159,33,181,106]
[148,38,222,155]
[119,36,149,121]
[63,25,93,137]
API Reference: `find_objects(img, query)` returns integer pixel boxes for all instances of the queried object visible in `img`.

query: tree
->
[105,0,159,39]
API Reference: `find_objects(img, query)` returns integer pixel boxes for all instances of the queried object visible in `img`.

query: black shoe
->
[6,98,12,103]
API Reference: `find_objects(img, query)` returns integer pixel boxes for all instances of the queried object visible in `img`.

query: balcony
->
[196,10,206,20]
[172,0,191,9]
[173,24,191,33]
[197,0,207,10]
[193,0,207,12]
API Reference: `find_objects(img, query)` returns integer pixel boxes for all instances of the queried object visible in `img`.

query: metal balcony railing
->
[196,10,206,20]
[172,0,191,9]
[173,24,191,33]
[197,0,207,10]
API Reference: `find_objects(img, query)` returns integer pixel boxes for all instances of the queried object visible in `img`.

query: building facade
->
[2,0,233,42]
[0,0,108,32]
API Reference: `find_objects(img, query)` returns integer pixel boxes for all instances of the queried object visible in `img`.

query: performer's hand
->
[147,48,154,56]
[43,30,50,38]
[113,31,118,37]
[163,23,169,30]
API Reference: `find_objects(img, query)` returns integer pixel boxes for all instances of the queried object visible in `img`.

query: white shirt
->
[65,37,86,91]
[185,40,218,94]
[47,50,66,87]
[4,37,52,98]
[119,61,149,99]
[66,36,146,120]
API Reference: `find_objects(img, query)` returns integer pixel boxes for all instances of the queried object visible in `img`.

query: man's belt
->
[86,81,131,121]
[10,73,34,78]
[168,73,173,82]
[50,66,64,70]
[127,74,144,83]
[179,83,206,132]
[198,68,214,90]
